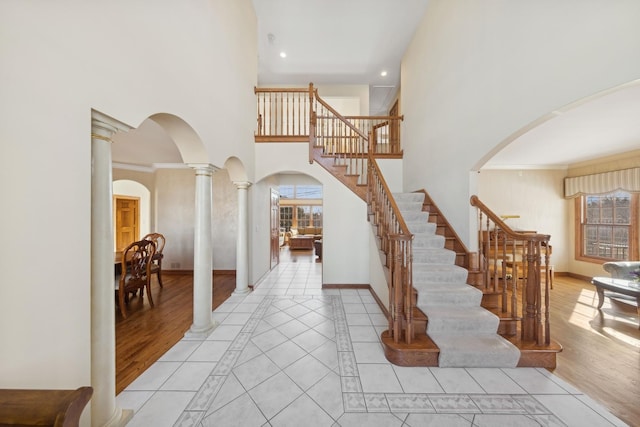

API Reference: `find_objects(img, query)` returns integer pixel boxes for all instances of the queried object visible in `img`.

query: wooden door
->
[270,189,280,269]
[114,196,139,252]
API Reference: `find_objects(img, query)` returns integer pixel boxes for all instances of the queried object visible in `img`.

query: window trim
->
[574,192,639,263]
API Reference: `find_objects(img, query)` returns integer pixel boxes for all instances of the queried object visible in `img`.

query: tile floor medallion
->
[117,256,629,427]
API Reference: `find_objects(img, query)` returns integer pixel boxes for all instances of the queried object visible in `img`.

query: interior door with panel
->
[114,196,140,252]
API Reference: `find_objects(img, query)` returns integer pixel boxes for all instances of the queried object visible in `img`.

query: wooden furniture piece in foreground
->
[143,232,166,287]
[591,276,640,328]
[116,238,156,318]
[0,386,92,427]
[289,235,314,250]
[314,239,322,261]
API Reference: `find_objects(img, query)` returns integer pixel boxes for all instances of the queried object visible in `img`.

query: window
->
[278,184,322,230]
[280,206,293,231]
[297,206,311,228]
[576,191,638,262]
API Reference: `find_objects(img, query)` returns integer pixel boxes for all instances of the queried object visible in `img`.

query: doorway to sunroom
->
[274,174,323,269]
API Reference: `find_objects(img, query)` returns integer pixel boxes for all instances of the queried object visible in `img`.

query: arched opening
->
[257,172,323,273]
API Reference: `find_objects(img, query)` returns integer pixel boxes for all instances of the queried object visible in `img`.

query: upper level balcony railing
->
[255,83,403,156]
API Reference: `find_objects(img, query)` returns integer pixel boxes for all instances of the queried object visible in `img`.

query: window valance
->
[564,167,640,198]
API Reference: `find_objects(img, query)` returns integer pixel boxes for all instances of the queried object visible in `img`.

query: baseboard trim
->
[162,269,236,276]
[214,270,236,276]
[322,284,370,289]
[565,272,591,282]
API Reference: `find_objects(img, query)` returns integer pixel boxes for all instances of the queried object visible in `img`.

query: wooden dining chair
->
[115,238,156,318]
[143,232,166,287]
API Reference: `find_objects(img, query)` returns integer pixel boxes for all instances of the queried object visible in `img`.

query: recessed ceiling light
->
[380,70,388,77]
[280,52,287,58]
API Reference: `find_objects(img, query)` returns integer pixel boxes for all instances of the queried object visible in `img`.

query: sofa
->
[286,227,322,241]
[602,261,640,280]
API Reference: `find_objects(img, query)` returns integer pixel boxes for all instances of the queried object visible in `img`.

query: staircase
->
[255,83,561,368]
[396,192,520,367]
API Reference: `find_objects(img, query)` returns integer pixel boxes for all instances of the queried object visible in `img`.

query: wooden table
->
[289,236,314,250]
[591,276,640,328]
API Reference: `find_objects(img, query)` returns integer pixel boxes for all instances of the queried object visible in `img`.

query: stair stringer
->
[312,147,367,201]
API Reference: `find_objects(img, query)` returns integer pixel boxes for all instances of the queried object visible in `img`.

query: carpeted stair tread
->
[425,307,500,334]
[427,333,520,367]
[414,283,482,307]
[413,234,445,248]
[405,222,437,234]
[412,248,457,264]
[382,193,521,368]
[413,264,468,283]
[393,193,425,203]
[402,211,431,223]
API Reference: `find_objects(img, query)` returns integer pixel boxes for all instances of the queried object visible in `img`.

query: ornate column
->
[186,164,217,337]
[91,111,132,426]
[233,181,251,295]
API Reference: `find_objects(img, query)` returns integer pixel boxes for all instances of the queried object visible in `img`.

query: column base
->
[184,321,217,339]
[102,407,133,427]
[232,287,251,296]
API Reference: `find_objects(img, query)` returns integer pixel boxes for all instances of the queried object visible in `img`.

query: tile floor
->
[117,254,629,426]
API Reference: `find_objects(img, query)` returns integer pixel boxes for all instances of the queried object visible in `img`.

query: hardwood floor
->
[115,271,235,394]
[549,275,639,426]
[114,269,639,425]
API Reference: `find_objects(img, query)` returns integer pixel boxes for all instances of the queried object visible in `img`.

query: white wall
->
[477,169,569,273]
[213,169,239,270]
[369,227,389,310]
[376,159,404,193]
[0,0,256,392]
[253,143,370,286]
[401,0,640,249]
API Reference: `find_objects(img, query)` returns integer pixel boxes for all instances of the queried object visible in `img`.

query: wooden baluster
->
[268,92,273,135]
[297,92,301,136]
[509,238,516,317]
[279,92,283,135]
[544,242,551,345]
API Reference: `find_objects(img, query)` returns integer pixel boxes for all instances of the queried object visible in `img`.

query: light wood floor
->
[115,266,639,425]
[548,275,639,426]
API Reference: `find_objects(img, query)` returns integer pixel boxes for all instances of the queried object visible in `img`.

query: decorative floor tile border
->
[172,294,566,426]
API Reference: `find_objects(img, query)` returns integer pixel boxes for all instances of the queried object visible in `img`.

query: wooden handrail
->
[470,195,552,346]
[314,90,368,140]
[368,154,414,344]
[255,83,403,155]
[470,195,549,242]
[254,87,310,93]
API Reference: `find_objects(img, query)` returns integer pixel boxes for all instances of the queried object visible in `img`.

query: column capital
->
[188,163,219,176]
[233,181,252,190]
[91,110,132,142]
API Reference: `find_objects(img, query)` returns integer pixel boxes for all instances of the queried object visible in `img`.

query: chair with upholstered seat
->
[116,238,156,318]
[143,232,166,287]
